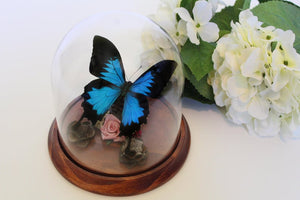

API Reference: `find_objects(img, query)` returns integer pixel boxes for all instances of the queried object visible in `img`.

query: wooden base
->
[48,115,190,196]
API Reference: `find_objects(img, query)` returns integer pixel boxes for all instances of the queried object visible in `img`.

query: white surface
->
[0,0,300,199]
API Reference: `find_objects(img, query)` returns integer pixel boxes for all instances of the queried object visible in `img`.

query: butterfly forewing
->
[89,36,126,81]
[130,71,154,95]
[131,60,177,98]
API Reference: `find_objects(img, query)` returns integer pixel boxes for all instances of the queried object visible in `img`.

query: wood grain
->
[48,115,190,196]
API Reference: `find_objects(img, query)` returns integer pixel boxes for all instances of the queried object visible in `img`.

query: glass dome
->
[51,11,184,175]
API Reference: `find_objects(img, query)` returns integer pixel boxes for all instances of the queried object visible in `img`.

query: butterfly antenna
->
[128,65,143,81]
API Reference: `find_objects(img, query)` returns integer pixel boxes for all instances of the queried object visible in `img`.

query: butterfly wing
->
[81,36,125,123]
[130,60,177,98]
[120,60,177,135]
[121,93,149,135]
[89,35,125,80]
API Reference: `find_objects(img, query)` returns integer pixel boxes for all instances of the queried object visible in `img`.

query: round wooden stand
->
[48,115,190,196]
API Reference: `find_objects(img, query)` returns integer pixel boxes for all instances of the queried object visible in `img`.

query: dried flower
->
[100,114,124,142]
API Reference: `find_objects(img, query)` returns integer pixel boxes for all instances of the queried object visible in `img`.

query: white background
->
[1,0,300,199]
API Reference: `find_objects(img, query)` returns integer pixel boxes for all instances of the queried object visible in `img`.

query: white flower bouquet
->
[151,0,300,138]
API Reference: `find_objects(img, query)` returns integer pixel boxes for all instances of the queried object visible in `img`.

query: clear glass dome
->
[51,11,184,175]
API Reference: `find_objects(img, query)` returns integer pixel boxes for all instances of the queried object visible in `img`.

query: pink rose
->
[100,114,124,142]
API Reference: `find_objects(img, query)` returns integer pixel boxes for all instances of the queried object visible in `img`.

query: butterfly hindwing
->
[87,86,121,116]
[122,93,145,126]
[121,93,149,135]
[82,79,120,123]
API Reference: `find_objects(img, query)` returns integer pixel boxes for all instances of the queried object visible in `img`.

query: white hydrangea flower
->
[208,9,300,138]
[175,0,219,45]
[151,0,188,47]
[140,28,175,68]
[208,0,226,14]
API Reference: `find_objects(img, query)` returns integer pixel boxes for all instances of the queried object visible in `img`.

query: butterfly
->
[81,36,177,137]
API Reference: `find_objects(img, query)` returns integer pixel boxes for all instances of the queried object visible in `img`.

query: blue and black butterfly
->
[81,36,177,137]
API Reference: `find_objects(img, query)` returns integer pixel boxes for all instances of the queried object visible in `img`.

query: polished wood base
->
[48,115,190,196]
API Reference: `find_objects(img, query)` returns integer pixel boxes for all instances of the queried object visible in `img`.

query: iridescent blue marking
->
[100,59,124,87]
[130,71,154,96]
[87,86,121,115]
[88,59,159,126]
[122,93,144,126]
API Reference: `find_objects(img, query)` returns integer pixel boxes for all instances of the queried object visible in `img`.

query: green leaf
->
[219,30,231,38]
[181,40,216,81]
[210,6,240,37]
[184,64,214,102]
[234,0,251,10]
[252,1,300,53]
[183,79,214,104]
[257,0,299,5]
[180,0,197,15]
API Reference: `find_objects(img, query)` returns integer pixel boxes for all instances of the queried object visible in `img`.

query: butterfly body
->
[120,81,133,97]
[82,36,177,137]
